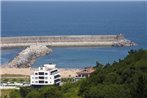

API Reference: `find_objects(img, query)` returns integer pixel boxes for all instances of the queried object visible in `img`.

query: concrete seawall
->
[0,34,134,48]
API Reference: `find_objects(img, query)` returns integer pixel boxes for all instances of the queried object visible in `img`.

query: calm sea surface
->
[1,1,147,68]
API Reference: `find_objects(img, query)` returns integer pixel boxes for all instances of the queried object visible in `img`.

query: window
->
[78,74,81,77]
[32,81,34,83]
[45,73,48,75]
[40,67,43,70]
[39,77,44,79]
[51,70,57,74]
[45,81,48,83]
[54,75,60,78]
[54,79,60,83]
[39,72,44,75]
[45,77,48,79]
[35,73,38,75]
[35,77,38,79]
[32,77,34,79]
[39,81,44,83]
[35,81,38,83]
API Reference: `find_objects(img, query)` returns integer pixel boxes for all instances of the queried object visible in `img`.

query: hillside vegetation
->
[79,49,147,98]
[9,49,147,98]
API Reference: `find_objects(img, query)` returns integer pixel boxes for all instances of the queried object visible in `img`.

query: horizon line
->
[2,0,147,2]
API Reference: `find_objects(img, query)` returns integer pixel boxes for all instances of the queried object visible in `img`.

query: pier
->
[0,34,135,48]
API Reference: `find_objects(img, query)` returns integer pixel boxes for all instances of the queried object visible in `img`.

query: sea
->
[1,1,147,68]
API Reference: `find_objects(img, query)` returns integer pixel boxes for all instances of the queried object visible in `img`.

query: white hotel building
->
[30,64,61,86]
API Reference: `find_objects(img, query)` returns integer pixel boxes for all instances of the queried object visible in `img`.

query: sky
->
[1,0,147,1]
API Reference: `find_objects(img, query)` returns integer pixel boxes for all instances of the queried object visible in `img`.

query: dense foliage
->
[10,82,81,98]
[9,49,147,98]
[79,49,147,98]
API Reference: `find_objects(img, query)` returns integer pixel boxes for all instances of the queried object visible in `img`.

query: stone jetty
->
[7,45,52,68]
[0,34,136,48]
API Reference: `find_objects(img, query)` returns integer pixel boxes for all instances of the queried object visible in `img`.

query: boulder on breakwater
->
[113,39,136,47]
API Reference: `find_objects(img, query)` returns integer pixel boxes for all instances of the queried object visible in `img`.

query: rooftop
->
[77,67,95,74]
[37,63,57,71]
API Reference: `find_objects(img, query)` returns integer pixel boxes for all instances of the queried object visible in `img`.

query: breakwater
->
[0,34,135,48]
[7,45,52,68]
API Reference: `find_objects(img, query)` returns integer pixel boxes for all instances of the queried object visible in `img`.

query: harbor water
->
[1,1,147,68]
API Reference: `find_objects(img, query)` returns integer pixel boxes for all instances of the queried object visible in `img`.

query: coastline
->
[0,68,81,78]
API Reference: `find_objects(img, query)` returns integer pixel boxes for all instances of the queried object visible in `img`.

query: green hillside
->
[79,49,147,98]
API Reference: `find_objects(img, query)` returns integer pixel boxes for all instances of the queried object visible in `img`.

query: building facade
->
[30,64,61,86]
[75,67,95,81]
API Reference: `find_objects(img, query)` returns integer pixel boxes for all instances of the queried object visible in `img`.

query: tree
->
[39,86,63,98]
[10,90,21,98]
[19,87,32,98]
[26,90,40,98]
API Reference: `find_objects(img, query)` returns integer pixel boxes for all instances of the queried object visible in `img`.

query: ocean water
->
[1,1,147,68]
